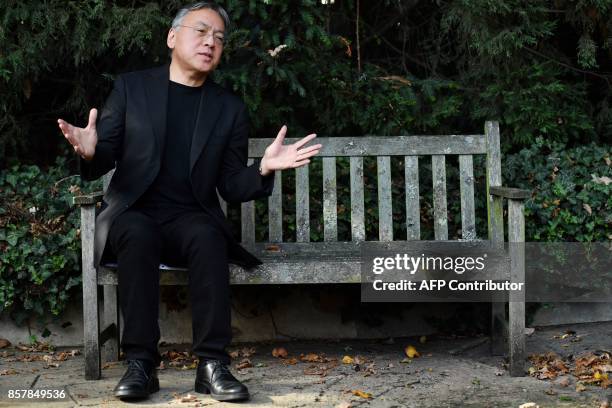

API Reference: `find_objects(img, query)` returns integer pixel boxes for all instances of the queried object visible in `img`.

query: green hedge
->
[0,157,100,326]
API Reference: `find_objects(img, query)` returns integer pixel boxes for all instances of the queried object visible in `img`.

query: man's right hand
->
[57,108,98,161]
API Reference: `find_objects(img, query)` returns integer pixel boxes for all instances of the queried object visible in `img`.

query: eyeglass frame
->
[175,23,226,45]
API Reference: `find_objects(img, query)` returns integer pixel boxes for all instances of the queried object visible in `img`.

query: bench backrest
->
[102,121,502,244]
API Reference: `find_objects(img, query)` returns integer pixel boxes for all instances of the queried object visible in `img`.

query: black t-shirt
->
[132,80,203,223]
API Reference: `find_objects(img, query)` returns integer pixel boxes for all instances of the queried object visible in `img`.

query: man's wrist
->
[259,159,272,177]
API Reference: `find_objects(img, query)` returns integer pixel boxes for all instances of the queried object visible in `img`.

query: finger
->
[86,108,98,130]
[297,149,320,161]
[297,144,322,155]
[292,159,311,168]
[293,133,317,149]
[274,125,287,145]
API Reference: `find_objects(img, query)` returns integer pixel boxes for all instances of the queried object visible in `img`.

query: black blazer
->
[80,64,274,269]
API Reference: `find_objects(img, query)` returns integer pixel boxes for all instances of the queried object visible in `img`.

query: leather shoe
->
[195,359,250,401]
[114,359,159,400]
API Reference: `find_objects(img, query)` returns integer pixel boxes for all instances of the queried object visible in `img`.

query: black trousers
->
[107,209,232,366]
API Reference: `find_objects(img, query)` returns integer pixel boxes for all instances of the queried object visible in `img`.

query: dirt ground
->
[0,321,610,407]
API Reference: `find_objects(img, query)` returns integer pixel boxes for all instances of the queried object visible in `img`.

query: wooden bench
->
[74,120,530,380]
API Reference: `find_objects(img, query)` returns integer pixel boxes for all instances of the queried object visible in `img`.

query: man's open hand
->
[57,108,98,161]
[260,125,322,176]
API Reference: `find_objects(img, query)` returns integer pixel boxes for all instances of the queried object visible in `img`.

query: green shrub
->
[504,138,611,242]
[0,157,100,325]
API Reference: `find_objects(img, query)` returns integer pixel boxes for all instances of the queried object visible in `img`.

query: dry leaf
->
[335,402,352,408]
[272,347,288,358]
[342,355,354,364]
[0,339,10,349]
[583,203,592,215]
[351,389,372,399]
[591,174,612,185]
[404,345,420,359]
[576,383,586,392]
[236,359,252,370]
[518,403,539,408]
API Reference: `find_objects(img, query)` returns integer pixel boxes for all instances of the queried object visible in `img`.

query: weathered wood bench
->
[74,120,530,380]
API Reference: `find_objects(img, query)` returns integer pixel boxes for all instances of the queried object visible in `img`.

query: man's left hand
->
[259,125,322,176]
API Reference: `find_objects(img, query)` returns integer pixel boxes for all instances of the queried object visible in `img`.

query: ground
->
[0,322,610,407]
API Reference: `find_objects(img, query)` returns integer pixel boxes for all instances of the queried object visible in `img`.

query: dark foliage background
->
[1,0,610,326]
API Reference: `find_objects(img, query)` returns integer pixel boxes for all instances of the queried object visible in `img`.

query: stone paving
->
[0,322,610,407]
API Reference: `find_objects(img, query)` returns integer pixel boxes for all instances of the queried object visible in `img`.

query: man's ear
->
[167,28,176,50]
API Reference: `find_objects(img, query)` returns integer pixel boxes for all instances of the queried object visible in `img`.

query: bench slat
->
[248,135,487,157]
[98,241,510,285]
[241,158,256,243]
[323,157,338,242]
[296,165,310,242]
[432,155,448,240]
[268,170,283,242]
[404,156,420,240]
[377,156,393,241]
[350,157,365,241]
[459,155,476,240]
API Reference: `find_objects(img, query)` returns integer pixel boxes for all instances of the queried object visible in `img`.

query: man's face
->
[167,8,225,75]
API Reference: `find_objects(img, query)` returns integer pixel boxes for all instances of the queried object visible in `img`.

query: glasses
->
[177,23,225,45]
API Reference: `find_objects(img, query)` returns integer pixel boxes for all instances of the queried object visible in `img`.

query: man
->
[57,1,321,402]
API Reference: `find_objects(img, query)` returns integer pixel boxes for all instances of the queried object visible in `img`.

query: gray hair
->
[171,2,231,32]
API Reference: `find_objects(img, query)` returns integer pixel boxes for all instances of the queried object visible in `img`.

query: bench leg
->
[508,199,526,376]
[490,300,506,355]
[102,285,120,363]
[80,206,101,380]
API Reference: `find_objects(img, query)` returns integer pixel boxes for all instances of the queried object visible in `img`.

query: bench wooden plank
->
[377,156,393,241]
[350,157,365,241]
[323,157,338,242]
[508,198,526,376]
[81,205,100,380]
[98,241,510,285]
[268,170,283,242]
[296,165,310,242]
[404,156,420,240]
[432,155,448,240]
[248,135,487,156]
[459,155,476,240]
[241,158,256,243]
[485,121,506,356]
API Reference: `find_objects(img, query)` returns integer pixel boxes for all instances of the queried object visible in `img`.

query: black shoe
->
[113,359,160,400]
[195,359,250,401]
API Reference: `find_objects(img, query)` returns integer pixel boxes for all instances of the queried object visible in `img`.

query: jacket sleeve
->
[216,103,275,204]
[79,75,126,181]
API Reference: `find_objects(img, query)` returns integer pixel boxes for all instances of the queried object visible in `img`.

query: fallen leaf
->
[404,345,420,358]
[576,383,586,392]
[236,359,252,370]
[351,389,372,399]
[583,203,592,215]
[179,393,198,403]
[0,339,10,349]
[518,403,539,408]
[281,357,299,365]
[272,347,288,358]
[335,402,352,408]
[342,355,354,364]
[544,388,557,395]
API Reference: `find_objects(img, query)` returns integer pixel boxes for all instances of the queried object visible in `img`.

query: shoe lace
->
[124,359,150,381]
[210,361,233,379]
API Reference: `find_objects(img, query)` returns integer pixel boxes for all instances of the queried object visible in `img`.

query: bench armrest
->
[73,191,104,206]
[489,186,530,200]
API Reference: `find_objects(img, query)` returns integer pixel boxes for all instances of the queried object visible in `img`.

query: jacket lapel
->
[144,64,169,161]
[190,79,224,174]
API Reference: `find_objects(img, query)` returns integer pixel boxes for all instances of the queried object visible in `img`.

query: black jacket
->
[81,64,274,269]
